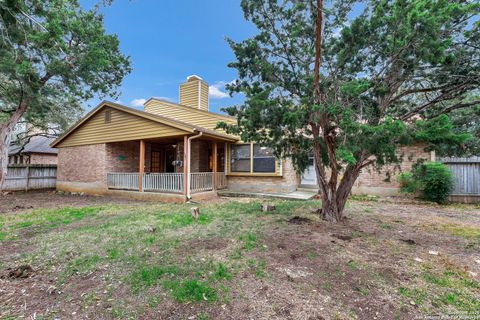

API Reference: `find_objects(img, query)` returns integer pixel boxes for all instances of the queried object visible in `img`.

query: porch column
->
[183,135,188,195]
[212,142,218,190]
[139,140,145,192]
[224,143,228,174]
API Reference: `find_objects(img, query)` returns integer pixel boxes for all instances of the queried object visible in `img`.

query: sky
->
[81,0,257,114]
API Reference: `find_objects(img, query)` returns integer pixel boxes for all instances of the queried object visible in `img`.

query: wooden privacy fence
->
[438,157,480,196]
[3,165,57,191]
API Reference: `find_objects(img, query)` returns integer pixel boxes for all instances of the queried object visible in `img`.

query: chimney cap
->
[186,75,203,82]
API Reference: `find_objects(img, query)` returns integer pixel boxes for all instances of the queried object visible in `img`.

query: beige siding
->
[56,107,188,148]
[179,81,199,109]
[200,81,209,111]
[179,78,209,111]
[144,99,236,133]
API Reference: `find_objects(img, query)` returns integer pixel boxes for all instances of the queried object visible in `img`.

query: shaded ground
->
[0,192,479,320]
[0,190,142,213]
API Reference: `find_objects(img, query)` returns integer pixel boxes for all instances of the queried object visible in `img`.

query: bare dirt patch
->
[0,190,143,213]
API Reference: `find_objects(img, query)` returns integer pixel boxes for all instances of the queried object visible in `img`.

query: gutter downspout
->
[187,131,203,199]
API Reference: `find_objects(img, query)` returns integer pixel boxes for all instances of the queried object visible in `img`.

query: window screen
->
[230,144,251,172]
[253,145,276,173]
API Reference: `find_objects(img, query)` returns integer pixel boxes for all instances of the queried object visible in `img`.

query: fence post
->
[25,165,30,192]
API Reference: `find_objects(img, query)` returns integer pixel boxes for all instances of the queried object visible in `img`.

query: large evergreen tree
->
[221,0,480,221]
[0,0,131,186]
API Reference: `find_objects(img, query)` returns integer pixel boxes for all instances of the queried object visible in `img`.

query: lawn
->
[0,192,479,319]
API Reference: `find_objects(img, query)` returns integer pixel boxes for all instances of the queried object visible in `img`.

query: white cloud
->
[209,81,230,99]
[130,98,147,107]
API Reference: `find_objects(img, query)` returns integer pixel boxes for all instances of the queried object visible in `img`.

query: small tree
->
[0,0,131,186]
[221,0,479,221]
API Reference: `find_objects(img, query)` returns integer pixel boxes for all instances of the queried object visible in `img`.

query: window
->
[253,145,276,173]
[230,143,277,174]
[230,144,251,172]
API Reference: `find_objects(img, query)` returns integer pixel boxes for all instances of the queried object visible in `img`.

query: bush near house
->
[398,162,454,203]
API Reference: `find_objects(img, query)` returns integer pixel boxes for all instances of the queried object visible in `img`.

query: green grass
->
[239,231,259,251]
[439,224,480,239]
[398,287,428,305]
[379,223,393,229]
[0,206,102,240]
[164,279,217,302]
[247,258,267,278]
[346,259,361,270]
[307,251,318,260]
[212,262,232,281]
[398,262,480,312]
[129,265,181,291]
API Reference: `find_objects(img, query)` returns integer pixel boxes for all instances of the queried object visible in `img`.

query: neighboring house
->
[9,136,58,165]
[51,75,431,201]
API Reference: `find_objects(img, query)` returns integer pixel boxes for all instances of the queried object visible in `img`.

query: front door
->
[151,150,164,172]
[301,157,317,186]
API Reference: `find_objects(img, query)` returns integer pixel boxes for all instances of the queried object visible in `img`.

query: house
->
[9,136,58,165]
[51,75,432,201]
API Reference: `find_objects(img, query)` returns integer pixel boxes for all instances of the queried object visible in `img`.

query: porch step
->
[297,185,320,192]
[218,190,318,201]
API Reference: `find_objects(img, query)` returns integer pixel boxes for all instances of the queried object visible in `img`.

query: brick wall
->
[227,159,299,193]
[175,141,185,173]
[57,144,106,184]
[355,145,432,189]
[190,140,210,172]
[29,153,58,165]
[105,141,140,173]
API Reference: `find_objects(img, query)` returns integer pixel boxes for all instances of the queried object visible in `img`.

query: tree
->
[0,0,131,186]
[221,0,480,222]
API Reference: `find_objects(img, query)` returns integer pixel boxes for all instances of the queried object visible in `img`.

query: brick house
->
[9,136,58,165]
[52,75,432,201]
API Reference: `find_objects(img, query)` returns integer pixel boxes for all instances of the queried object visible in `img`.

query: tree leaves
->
[226,0,479,176]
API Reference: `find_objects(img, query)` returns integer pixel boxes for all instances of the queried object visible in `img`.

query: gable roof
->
[9,136,58,155]
[145,98,236,120]
[51,101,238,148]
[144,98,237,132]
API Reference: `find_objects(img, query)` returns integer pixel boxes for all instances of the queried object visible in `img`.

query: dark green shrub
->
[416,162,454,203]
[398,162,454,203]
[397,172,418,193]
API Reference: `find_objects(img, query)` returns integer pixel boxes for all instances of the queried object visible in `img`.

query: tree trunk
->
[0,98,30,189]
[320,193,343,222]
[317,161,366,222]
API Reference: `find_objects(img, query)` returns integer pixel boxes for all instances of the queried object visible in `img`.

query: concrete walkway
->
[218,189,318,201]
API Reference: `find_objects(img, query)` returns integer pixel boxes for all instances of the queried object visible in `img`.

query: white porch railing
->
[190,172,214,193]
[107,172,227,194]
[107,173,140,191]
[215,172,227,189]
[143,173,184,193]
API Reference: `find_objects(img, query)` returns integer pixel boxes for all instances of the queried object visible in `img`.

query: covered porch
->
[105,136,228,197]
